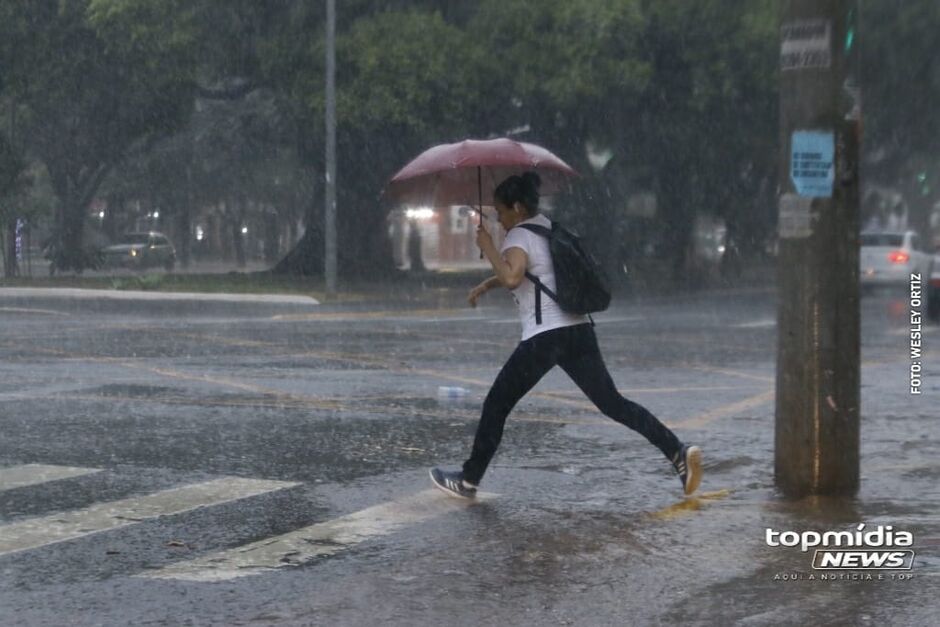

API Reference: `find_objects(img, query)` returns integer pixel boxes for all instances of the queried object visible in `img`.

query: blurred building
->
[387,206,493,271]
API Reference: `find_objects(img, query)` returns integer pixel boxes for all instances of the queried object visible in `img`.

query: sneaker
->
[429,468,477,499]
[673,445,703,495]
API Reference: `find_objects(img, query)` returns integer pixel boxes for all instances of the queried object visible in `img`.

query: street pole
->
[324,0,337,295]
[775,0,861,497]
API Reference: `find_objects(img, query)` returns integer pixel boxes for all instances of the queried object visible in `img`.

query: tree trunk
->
[272,190,396,278]
[657,182,694,284]
[218,205,232,262]
[232,197,246,268]
[208,211,224,260]
[103,195,120,242]
[48,195,89,274]
[177,204,192,268]
[273,196,323,276]
[44,158,109,274]
[3,221,17,278]
[264,208,279,264]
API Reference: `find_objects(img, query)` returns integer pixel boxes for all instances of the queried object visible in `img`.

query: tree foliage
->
[0,0,198,271]
[1,0,936,276]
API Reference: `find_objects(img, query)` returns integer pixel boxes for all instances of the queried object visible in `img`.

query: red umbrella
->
[385,138,579,217]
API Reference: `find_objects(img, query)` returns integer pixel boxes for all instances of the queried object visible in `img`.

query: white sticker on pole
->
[778,193,814,239]
[781,20,831,71]
[790,131,834,198]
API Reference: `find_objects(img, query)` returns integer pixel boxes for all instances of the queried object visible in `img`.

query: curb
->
[0,287,319,306]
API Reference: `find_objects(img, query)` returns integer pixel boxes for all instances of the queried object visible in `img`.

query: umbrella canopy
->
[385,138,579,209]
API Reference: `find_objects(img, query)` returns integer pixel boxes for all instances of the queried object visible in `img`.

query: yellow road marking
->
[116,329,775,427]
[2,323,777,430]
[669,389,774,430]
[271,308,467,322]
[5,343,342,411]
[866,462,940,473]
[539,385,756,396]
[686,365,774,383]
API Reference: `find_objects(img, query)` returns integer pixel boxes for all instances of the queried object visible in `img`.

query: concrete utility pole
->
[324,0,337,294]
[775,0,861,497]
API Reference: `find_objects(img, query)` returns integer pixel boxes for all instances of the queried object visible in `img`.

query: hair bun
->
[521,171,542,190]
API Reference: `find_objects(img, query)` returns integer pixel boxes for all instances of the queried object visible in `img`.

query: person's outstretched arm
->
[468,275,502,307]
[476,223,527,290]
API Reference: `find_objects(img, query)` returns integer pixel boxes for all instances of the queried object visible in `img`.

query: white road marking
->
[732,318,776,328]
[0,307,69,316]
[139,488,490,582]
[0,477,298,557]
[0,464,101,492]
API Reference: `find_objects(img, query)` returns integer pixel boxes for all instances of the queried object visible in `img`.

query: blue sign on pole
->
[790,131,834,198]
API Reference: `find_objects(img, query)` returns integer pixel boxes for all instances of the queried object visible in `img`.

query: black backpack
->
[517,221,611,324]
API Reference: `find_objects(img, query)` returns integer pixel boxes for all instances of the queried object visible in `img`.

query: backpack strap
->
[517,221,597,328]
[517,223,556,324]
[523,271,559,325]
[516,223,552,238]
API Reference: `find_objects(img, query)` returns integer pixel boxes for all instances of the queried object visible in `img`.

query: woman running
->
[430,172,703,499]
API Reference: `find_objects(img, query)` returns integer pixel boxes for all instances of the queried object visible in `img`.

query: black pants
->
[462,323,682,485]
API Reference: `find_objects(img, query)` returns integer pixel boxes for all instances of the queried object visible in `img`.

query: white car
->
[101,232,177,271]
[859,231,933,288]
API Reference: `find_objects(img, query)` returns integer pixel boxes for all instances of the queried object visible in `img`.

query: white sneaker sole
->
[684,446,703,495]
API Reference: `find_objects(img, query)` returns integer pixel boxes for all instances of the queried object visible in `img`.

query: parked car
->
[101,232,176,271]
[859,231,933,288]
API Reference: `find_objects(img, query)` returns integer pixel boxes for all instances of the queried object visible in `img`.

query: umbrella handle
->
[478,166,484,259]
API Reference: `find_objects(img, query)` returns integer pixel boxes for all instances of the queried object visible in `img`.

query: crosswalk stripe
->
[139,488,488,582]
[732,318,776,328]
[0,464,101,493]
[0,477,298,557]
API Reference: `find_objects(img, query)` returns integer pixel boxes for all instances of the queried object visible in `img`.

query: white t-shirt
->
[501,214,589,341]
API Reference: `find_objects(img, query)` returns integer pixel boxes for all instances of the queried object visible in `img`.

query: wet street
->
[0,286,937,626]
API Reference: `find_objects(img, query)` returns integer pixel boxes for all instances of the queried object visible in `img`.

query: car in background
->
[101,232,176,271]
[859,231,933,288]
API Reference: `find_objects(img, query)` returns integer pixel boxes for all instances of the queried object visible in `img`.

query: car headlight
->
[130,249,138,257]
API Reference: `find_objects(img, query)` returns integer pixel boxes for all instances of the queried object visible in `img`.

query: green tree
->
[467,0,777,279]
[861,0,940,239]
[0,132,28,276]
[0,0,198,272]
[634,0,777,274]
[270,7,492,276]
[109,87,304,268]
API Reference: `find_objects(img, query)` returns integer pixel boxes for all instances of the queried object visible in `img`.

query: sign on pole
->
[778,193,814,239]
[780,19,832,71]
[790,130,834,198]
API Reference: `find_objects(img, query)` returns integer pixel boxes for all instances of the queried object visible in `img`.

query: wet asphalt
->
[0,285,937,626]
